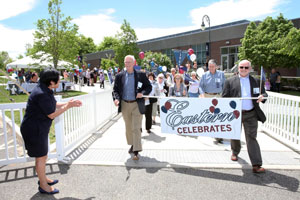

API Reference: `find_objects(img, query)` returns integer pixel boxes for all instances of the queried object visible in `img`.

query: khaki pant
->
[121,101,143,152]
[204,93,221,98]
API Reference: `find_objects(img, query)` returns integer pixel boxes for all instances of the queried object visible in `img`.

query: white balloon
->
[190,54,196,62]
[104,70,108,74]
[162,66,167,72]
[197,68,205,78]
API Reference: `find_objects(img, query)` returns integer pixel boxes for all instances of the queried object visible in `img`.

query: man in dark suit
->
[113,55,152,160]
[222,60,268,173]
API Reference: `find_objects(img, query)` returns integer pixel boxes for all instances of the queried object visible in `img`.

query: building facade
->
[85,18,300,76]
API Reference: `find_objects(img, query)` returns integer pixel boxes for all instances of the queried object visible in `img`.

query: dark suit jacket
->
[113,70,152,114]
[222,75,268,123]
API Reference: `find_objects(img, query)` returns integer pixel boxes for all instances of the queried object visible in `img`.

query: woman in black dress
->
[21,68,82,195]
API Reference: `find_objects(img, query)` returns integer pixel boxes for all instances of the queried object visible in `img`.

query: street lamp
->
[201,15,211,62]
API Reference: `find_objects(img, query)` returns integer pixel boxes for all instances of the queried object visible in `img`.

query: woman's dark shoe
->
[38,186,59,194]
[38,180,59,186]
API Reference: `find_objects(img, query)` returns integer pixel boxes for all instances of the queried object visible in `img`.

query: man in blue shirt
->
[113,55,152,160]
[199,59,225,144]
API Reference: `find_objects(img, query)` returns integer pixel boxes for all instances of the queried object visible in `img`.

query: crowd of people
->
[19,55,268,195]
[113,55,267,175]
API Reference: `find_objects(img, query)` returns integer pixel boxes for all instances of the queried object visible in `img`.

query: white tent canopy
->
[6,55,76,70]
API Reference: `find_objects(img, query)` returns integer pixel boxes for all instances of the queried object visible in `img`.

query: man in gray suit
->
[222,60,268,173]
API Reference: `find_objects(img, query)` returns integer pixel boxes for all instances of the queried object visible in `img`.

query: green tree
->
[17,54,24,59]
[30,0,79,68]
[97,36,119,51]
[141,51,173,71]
[113,20,139,68]
[239,14,298,69]
[280,27,300,61]
[77,34,97,56]
[101,58,117,71]
[0,51,13,70]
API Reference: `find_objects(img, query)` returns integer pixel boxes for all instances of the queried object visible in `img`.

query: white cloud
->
[0,24,34,59]
[0,0,37,21]
[190,0,284,27]
[72,9,121,44]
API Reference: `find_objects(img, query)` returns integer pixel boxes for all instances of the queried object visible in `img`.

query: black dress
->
[20,83,57,157]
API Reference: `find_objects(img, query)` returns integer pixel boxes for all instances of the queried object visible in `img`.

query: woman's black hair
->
[39,68,60,86]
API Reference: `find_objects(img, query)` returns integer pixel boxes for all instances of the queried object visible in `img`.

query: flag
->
[184,73,195,82]
[260,66,266,82]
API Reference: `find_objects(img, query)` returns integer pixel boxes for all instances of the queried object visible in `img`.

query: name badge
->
[253,87,260,94]
[216,78,221,83]
[137,82,143,88]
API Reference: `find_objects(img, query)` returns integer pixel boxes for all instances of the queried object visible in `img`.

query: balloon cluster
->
[209,99,220,114]
[187,48,197,62]
[229,100,240,119]
[161,101,172,113]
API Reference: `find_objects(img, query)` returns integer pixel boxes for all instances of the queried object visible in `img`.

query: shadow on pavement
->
[30,193,95,200]
[142,132,166,143]
[65,114,121,164]
[0,164,69,184]
[124,156,299,192]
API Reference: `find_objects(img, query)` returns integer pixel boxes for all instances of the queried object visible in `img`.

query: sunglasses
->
[239,66,249,69]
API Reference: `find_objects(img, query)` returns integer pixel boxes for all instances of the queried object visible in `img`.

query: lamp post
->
[201,15,211,62]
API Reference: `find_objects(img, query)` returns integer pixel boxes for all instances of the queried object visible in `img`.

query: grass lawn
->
[280,90,300,97]
[1,85,87,143]
[0,77,8,83]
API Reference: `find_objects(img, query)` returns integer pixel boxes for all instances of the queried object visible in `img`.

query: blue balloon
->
[161,106,167,113]
[158,66,163,72]
[214,108,220,114]
[79,69,82,72]
[229,101,236,109]
[150,61,155,67]
[187,54,191,61]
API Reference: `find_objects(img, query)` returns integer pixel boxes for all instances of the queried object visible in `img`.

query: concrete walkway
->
[61,113,300,170]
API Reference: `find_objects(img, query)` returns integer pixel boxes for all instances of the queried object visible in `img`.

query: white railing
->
[261,91,300,151]
[54,90,117,160]
[0,89,117,165]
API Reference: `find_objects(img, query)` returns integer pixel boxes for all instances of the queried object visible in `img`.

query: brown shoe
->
[252,166,265,173]
[133,151,139,160]
[231,154,238,161]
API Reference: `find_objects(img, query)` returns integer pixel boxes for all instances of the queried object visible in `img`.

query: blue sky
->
[0,0,299,58]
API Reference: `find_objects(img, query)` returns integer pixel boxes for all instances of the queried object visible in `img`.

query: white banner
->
[160,97,242,139]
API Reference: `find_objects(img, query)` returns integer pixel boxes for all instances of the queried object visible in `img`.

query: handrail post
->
[93,90,97,130]
[54,95,65,161]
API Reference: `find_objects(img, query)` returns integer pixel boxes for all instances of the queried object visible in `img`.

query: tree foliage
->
[77,34,97,56]
[113,20,139,68]
[101,58,117,71]
[0,51,13,70]
[239,14,299,69]
[30,0,79,68]
[97,36,119,51]
[141,51,173,71]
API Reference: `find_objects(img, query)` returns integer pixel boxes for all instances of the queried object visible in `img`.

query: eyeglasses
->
[239,66,249,69]
[175,78,181,80]
[158,77,163,79]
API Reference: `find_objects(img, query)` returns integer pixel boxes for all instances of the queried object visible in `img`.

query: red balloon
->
[209,106,215,113]
[212,99,218,106]
[139,51,145,59]
[233,110,240,119]
[188,48,194,55]
[165,101,172,110]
